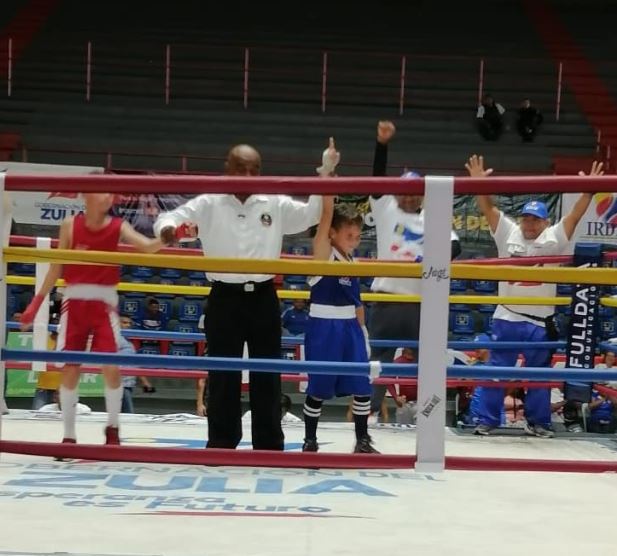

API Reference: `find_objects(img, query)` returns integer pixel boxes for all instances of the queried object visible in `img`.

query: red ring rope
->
[1,440,616,473]
[4,174,616,195]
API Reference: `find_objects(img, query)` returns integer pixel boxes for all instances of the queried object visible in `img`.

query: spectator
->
[588,390,617,433]
[596,350,616,369]
[282,299,310,336]
[154,143,322,450]
[132,297,161,393]
[243,393,302,424]
[391,348,417,425]
[516,98,543,142]
[598,348,617,389]
[368,121,461,420]
[117,313,137,414]
[477,94,506,141]
[464,333,506,427]
[466,155,604,437]
[135,296,167,331]
[37,389,91,415]
[504,388,525,425]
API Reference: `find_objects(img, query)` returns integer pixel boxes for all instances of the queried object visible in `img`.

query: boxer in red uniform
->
[21,193,164,445]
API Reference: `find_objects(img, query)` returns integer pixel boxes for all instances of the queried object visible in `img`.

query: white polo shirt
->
[492,211,571,323]
[153,194,322,283]
[369,195,458,295]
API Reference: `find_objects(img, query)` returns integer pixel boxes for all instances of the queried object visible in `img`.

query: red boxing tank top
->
[63,214,122,285]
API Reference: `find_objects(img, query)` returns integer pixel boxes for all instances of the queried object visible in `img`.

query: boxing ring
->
[1,173,617,556]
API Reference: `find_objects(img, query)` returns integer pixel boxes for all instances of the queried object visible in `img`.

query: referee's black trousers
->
[204,280,284,450]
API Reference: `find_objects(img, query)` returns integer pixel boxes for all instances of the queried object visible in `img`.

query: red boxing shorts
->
[57,299,120,353]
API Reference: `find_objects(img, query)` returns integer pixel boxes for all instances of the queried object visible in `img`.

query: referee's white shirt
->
[153,194,322,283]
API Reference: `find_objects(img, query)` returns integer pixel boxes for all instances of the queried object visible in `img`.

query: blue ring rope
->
[4,322,566,350]
[4,348,617,382]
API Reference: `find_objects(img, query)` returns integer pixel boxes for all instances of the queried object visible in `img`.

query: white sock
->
[104,386,123,428]
[60,386,78,440]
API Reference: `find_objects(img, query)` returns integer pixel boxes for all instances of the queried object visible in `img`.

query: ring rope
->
[3,439,617,473]
[5,247,617,285]
[4,362,574,390]
[4,322,568,349]
[12,234,617,267]
[5,172,617,195]
[6,348,617,382]
[4,275,577,306]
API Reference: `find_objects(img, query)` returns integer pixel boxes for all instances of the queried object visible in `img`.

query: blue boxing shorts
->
[305,317,371,400]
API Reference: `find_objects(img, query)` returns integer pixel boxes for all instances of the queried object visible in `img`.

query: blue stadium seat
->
[139,344,161,356]
[450,279,468,293]
[557,304,571,316]
[286,275,307,285]
[450,304,474,335]
[188,271,207,287]
[175,321,199,334]
[600,318,616,339]
[557,284,573,296]
[156,296,174,320]
[178,298,202,321]
[477,304,496,334]
[599,305,614,318]
[6,293,18,319]
[472,280,497,293]
[12,263,35,276]
[169,342,196,357]
[160,268,182,282]
[132,266,154,280]
[120,293,145,317]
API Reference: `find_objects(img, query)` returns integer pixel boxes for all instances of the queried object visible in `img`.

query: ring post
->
[0,173,8,429]
[32,237,51,371]
[415,175,454,473]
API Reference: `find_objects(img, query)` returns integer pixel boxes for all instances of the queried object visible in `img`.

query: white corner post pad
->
[415,175,454,473]
[32,237,51,372]
[0,172,8,429]
[368,360,382,383]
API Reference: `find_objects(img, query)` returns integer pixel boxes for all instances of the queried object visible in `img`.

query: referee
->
[154,144,322,450]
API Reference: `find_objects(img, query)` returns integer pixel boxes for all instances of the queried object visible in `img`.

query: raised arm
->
[562,161,604,240]
[312,195,335,260]
[120,221,165,253]
[373,120,396,177]
[465,154,500,234]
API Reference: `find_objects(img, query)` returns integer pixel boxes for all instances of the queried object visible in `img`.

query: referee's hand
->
[160,226,176,245]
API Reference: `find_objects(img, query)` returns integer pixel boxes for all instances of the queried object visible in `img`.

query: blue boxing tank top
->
[308,248,361,318]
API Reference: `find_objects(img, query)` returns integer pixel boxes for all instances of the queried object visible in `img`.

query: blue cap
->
[521,200,548,219]
[474,333,491,343]
[400,171,421,179]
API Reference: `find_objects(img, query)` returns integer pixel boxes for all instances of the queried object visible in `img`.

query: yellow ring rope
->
[4,246,617,285]
[3,275,599,306]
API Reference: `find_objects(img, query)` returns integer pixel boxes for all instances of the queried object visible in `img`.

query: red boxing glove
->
[175,222,198,242]
[20,294,45,326]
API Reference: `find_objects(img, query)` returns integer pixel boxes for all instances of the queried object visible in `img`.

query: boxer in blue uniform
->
[302,193,377,453]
